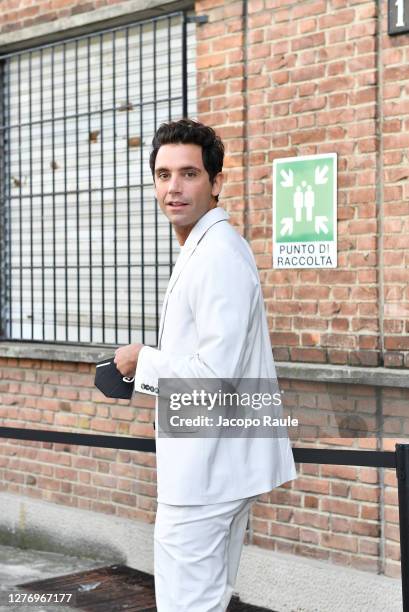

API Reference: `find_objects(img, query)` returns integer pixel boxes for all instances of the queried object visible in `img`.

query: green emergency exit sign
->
[273,153,337,269]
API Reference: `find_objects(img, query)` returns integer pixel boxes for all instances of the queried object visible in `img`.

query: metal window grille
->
[0,11,197,347]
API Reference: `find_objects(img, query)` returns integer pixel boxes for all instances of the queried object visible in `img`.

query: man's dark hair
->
[150,119,224,201]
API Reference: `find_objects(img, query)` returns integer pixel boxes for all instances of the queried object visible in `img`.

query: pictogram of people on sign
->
[293,181,315,222]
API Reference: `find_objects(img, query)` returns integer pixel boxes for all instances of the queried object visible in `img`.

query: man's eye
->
[158,173,169,179]
[185,171,197,178]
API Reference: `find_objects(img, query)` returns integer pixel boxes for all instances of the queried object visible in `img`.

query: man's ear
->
[211,172,224,199]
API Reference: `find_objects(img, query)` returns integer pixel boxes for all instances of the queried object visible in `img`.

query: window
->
[0,11,196,346]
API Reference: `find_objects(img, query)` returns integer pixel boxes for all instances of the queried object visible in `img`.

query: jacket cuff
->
[133,345,160,396]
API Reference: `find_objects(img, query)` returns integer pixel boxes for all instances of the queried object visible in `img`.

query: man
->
[114,119,296,611]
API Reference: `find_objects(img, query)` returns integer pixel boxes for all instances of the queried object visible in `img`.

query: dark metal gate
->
[0,11,196,347]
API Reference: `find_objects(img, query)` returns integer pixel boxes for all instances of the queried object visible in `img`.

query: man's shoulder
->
[199,218,250,257]
[194,220,259,282]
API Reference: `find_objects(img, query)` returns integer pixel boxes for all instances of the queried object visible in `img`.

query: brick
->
[322,532,358,552]
[290,348,327,363]
[293,509,329,529]
[293,0,326,19]
[291,32,325,50]
[292,128,326,144]
[270,332,299,346]
[384,65,409,82]
[384,353,404,368]
[321,334,356,349]
[330,482,350,497]
[270,523,300,540]
[321,498,360,517]
[300,18,317,34]
[319,9,355,29]
[385,337,409,351]
[291,65,325,83]
[304,495,319,509]
[252,518,269,535]
[296,477,330,494]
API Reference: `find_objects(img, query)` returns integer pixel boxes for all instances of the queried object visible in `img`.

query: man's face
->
[153,143,223,239]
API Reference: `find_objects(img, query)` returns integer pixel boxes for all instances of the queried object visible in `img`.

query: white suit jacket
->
[134,206,296,505]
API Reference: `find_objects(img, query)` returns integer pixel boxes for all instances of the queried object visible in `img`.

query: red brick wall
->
[382,6,409,368]
[0,357,156,523]
[0,357,405,578]
[251,379,409,578]
[254,463,381,574]
[196,0,409,370]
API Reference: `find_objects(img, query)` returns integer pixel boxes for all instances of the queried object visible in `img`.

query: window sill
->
[0,341,114,364]
[0,341,407,388]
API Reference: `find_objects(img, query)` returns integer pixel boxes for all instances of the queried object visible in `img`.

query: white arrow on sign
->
[280,169,293,187]
[315,215,328,234]
[280,217,294,236]
[315,165,329,184]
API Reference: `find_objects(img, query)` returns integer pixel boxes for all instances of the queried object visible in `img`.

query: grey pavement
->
[0,541,404,612]
[0,493,404,612]
[0,544,106,612]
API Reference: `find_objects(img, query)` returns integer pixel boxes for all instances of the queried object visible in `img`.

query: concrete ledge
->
[0,341,407,388]
[0,341,117,365]
[0,492,402,612]
[276,361,409,389]
[0,0,193,53]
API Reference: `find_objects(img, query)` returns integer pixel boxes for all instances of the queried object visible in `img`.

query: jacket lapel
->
[157,207,229,348]
[157,247,191,348]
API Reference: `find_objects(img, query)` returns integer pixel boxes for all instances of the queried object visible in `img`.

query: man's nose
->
[168,174,182,193]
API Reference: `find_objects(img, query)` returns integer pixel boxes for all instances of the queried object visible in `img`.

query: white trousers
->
[154,496,256,612]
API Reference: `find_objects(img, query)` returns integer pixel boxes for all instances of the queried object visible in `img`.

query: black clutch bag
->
[94,358,134,399]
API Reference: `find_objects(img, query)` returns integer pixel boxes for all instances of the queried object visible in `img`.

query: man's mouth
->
[167,201,189,208]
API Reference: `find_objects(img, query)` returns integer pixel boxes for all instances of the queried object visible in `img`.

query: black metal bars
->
[0,11,194,346]
[397,445,409,611]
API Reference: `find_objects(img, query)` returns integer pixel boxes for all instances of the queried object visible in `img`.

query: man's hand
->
[114,343,144,377]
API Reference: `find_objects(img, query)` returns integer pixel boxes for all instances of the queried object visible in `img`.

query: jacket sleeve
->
[133,245,259,395]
